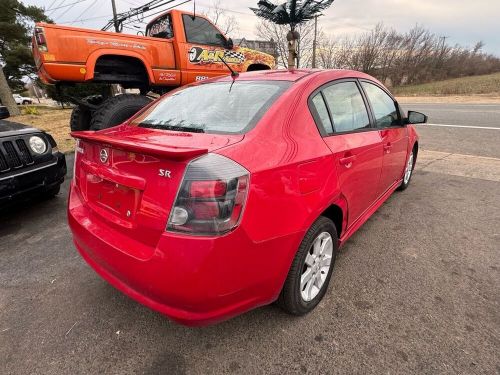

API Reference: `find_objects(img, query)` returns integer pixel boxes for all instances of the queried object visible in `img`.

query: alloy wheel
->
[403,151,414,185]
[300,232,333,302]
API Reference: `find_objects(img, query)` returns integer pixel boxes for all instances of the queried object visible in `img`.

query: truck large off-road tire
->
[69,95,104,131]
[89,94,152,131]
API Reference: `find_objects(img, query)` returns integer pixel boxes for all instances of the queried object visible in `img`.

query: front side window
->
[147,14,173,39]
[131,81,291,134]
[361,82,400,127]
[183,15,225,46]
[322,82,370,133]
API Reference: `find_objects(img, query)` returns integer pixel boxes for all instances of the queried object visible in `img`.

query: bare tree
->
[202,0,239,37]
[312,22,500,87]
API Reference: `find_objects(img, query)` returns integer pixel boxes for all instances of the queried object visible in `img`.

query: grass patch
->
[393,72,500,96]
[13,107,74,153]
[22,106,40,115]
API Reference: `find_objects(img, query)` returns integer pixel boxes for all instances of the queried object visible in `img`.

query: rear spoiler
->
[71,131,208,160]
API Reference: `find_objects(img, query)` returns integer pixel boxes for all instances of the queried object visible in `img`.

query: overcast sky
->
[25,0,500,56]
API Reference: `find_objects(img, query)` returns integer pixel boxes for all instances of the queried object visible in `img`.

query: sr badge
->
[188,46,245,64]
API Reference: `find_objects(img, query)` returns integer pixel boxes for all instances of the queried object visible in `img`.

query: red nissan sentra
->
[68,69,426,326]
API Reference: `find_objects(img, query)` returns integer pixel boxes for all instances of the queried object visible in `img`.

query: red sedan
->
[68,69,426,326]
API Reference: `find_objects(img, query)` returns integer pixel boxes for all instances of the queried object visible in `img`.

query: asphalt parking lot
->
[1,103,499,374]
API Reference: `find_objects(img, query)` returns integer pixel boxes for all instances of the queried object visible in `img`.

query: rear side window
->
[147,14,174,39]
[311,94,334,134]
[322,82,370,133]
[183,15,225,46]
[131,81,291,134]
[361,82,400,127]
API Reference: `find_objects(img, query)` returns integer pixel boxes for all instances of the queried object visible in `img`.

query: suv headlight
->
[29,136,47,154]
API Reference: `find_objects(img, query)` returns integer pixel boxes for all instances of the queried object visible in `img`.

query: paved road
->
[404,103,500,128]
[1,103,499,374]
[405,103,500,158]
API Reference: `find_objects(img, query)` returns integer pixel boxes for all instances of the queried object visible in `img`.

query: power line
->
[49,0,88,12]
[53,0,90,20]
[71,0,99,23]
[63,14,111,24]
[46,0,60,10]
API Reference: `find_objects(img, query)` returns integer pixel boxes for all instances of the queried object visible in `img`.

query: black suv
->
[1,110,66,207]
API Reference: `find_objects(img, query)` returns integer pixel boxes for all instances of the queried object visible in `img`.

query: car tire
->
[70,95,104,132]
[277,216,338,316]
[89,94,152,131]
[44,185,61,198]
[23,100,29,105]
[398,148,416,191]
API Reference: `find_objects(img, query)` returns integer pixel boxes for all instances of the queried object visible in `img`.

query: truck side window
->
[147,14,174,39]
[182,15,225,47]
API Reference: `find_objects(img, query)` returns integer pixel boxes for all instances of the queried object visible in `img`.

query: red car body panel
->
[68,69,419,326]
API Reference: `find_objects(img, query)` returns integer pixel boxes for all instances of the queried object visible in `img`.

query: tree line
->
[258,20,500,87]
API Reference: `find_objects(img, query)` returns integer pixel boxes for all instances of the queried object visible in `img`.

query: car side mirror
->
[225,37,234,49]
[408,111,427,124]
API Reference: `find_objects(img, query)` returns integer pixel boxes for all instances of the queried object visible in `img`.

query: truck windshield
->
[131,81,291,134]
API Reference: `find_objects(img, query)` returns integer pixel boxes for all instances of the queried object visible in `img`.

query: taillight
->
[167,153,249,235]
[35,27,48,52]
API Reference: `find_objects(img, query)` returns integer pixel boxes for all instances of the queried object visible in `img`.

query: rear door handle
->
[339,155,357,166]
[383,143,392,152]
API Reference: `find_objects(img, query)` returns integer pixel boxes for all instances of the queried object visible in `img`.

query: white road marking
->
[416,123,500,130]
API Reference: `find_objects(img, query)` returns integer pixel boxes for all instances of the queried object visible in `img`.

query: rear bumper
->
[68,182,302,326]
[37,62,86,85]
[0,153,66,206]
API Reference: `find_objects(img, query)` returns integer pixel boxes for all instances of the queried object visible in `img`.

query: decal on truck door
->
[188,46,245,64]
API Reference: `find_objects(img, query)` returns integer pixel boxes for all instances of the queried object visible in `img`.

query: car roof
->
[213,69,378,84]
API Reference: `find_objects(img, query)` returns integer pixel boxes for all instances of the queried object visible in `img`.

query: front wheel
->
[277,216,338,315]
[398,149,415,191]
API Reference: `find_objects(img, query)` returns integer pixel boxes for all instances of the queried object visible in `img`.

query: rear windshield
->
[131,81,291,134]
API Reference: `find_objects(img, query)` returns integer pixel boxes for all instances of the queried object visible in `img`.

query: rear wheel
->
[277,216,338,315]
[69,95,104,131]
[89,94,152,131]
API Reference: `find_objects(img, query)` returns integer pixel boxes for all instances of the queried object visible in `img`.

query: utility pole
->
[312,15,318,68]
[111,0,120,32]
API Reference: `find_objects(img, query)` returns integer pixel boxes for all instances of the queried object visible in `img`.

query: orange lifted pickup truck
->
[33,10,275,131]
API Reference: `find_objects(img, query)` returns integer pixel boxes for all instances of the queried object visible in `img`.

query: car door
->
[180,14,235,84]
[309,80,384,226]
[360,81,409,196]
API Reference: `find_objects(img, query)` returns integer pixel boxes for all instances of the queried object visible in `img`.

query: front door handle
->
[383,143,392,153]
[339,155,357,167]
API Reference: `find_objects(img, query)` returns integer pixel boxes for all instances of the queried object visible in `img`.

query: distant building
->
[234,38,278,60]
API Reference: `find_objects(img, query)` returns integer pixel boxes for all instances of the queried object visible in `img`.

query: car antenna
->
[191,0,196,19]
[219,56,239,79]
[219,56,238,92]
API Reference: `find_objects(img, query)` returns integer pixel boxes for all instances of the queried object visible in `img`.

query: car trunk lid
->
[71,125,243,250]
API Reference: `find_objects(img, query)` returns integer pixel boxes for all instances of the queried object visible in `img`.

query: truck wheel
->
[90,94,152,131]
[70,95,104,131]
